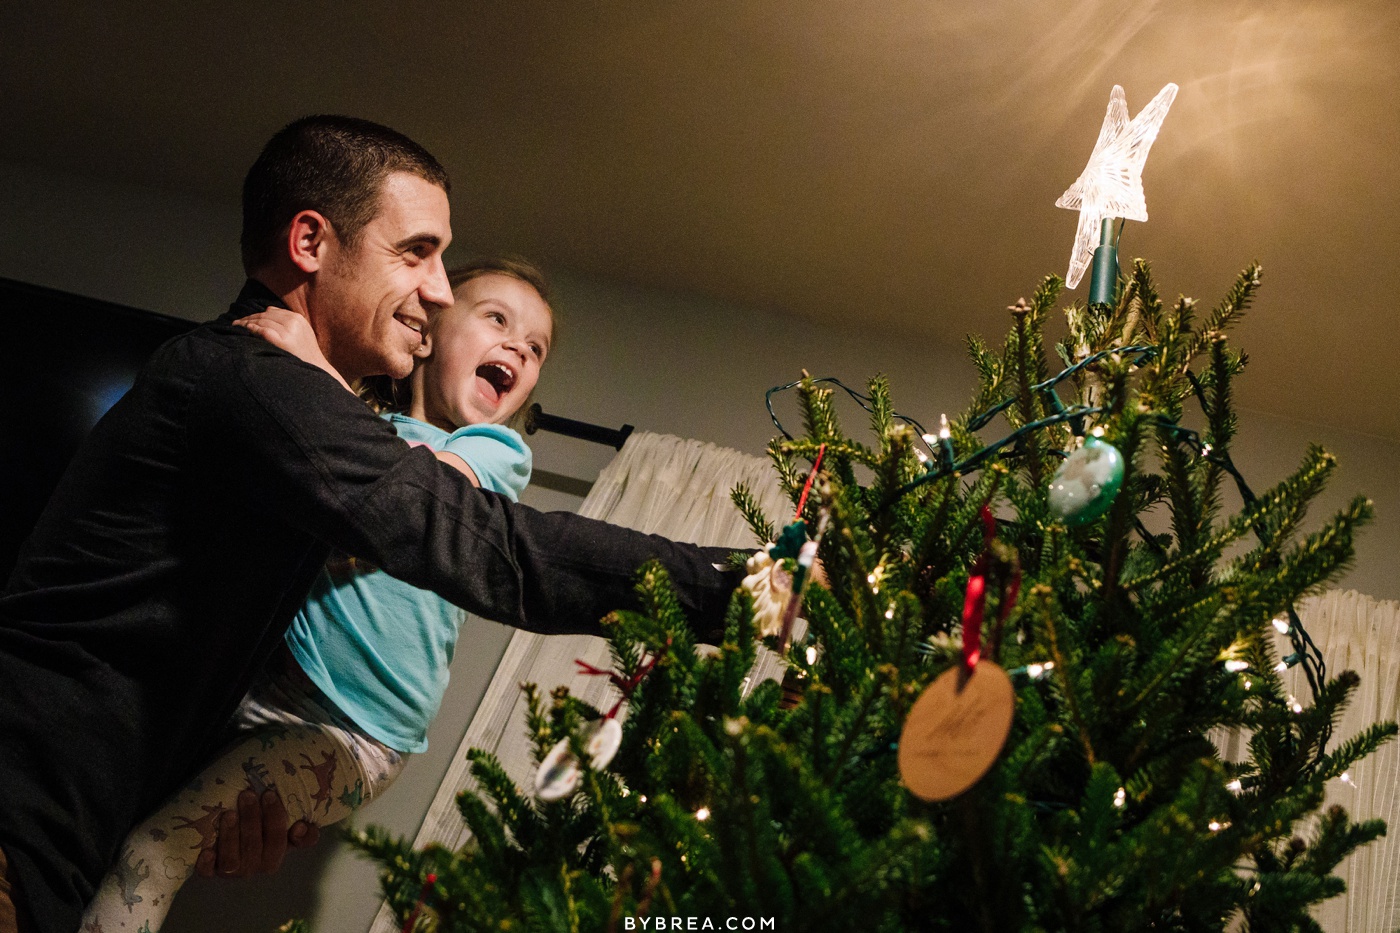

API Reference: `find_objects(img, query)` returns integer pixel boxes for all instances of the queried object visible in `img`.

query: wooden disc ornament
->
[897,661,1015,801]
[898,504,1019,802]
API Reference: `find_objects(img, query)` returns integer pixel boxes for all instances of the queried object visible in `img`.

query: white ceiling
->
[4,1,1397,439]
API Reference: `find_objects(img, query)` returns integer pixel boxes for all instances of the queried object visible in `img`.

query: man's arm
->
[193,333,742,643]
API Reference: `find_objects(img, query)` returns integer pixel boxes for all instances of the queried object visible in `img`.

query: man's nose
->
[421,257,453,310]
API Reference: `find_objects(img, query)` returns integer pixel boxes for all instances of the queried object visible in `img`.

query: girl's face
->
[408,273,552,430]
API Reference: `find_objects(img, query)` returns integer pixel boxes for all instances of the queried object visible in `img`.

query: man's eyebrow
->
[393,233,443,251]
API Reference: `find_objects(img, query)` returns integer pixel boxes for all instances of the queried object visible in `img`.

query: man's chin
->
[381,353,417,381]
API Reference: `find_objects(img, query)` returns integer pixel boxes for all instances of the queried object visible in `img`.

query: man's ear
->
[286,210,333,274]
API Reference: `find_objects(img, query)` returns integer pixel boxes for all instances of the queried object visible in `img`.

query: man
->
[0,116,742,933]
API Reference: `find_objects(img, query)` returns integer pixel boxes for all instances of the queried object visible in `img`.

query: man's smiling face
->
[310,171,454,382]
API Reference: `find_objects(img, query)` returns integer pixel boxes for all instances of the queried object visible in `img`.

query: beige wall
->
[2,160,1395,931]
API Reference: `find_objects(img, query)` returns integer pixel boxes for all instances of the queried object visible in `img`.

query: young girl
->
[81,258,555,932]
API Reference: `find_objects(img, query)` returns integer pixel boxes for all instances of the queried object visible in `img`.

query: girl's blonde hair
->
[360,256,555,428]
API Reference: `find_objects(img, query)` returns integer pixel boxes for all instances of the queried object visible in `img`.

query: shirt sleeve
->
[189,334,741,643]
[440,424,532,502]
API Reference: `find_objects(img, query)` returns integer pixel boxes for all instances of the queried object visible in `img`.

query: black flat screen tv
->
[0,277,196,580]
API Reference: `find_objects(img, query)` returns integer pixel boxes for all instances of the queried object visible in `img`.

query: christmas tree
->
[333,260,1391,933]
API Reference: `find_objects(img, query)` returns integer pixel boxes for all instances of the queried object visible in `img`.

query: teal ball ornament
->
[1047,436,1124,526]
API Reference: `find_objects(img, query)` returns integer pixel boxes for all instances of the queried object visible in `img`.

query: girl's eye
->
[530,344,544,359]
[487,311,505,324]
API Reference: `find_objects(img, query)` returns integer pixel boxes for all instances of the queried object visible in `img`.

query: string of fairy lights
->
[763,346,1330,723]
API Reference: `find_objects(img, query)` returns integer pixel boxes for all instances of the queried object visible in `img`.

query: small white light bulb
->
[939,414,951,440]
[1226,779,1243,793]
[1027,663,1045,679]
[695,806,711,822]
[1224,660,1249,673]
[805,645,818,665]
[1272,617,1290,634]
[1113,787,1126,808]
[1274,661,1290,673]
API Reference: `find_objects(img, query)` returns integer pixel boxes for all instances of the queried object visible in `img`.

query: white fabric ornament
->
[740,548,796,637]
[535,717,624,802]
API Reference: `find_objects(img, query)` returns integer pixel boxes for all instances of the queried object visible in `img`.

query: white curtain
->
[370,432,790,933]
[1289,590,1400,932]
[1213,589,1400,931]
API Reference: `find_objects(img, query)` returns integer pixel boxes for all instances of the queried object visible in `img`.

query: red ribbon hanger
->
[961,505,1021,671]
[575,638,670,719]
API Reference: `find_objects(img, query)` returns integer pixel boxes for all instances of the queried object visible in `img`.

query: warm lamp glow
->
[1057,83,1178,288]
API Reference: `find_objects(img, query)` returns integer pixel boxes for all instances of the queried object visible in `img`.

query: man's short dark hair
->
[240,115,451,274]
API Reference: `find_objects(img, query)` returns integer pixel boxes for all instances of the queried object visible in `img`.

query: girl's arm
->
[434,449,481,487]
[234,307,354,393]
[434,424,532,501]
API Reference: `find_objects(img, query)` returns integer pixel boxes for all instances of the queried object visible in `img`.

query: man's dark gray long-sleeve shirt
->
[0,280,739,932]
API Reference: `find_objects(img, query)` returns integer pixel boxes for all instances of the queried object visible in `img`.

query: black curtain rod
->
[523,404,634,451]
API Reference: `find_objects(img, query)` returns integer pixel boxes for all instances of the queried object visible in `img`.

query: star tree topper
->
[1057,83,1178,289]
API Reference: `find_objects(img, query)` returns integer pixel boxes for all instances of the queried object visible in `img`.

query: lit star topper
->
[1057,83,1178,289]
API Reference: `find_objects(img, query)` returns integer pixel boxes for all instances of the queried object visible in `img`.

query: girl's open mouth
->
[476,361,516,403]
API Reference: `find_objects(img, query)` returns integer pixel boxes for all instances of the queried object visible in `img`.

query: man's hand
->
[194,789,320,879]
[234,308,353,393]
